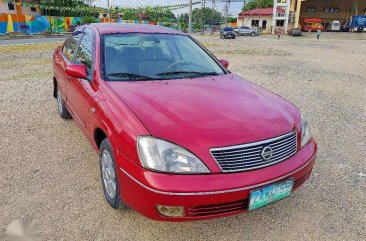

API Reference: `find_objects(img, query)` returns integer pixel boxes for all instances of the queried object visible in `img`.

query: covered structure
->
[295,0,366,29]
[237,7,287,33]
[237,0,295,34]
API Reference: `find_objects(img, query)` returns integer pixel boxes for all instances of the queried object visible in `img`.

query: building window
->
[251,20,259,27]
[307,7,315,13]
[324,8,339,13]
[276,20,285,26]
[262,20,267,29]
[103,13,107,18]
[31,7,37,12]
[8,3,15,11]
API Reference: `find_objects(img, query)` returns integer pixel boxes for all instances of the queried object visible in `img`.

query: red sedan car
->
[53,23,317,221]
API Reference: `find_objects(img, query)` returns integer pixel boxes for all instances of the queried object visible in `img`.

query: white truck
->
[233,26,259,36]
[330,20,341,31]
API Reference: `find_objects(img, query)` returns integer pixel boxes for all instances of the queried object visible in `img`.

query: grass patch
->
[0,43,55,81]
[0,58,50,69]
[0,42,60,55]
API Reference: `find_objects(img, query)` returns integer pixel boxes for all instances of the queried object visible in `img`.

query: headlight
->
[137,136,210,174]
[301,114,312,147]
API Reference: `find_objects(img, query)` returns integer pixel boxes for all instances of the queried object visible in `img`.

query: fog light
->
[156,205,184,217]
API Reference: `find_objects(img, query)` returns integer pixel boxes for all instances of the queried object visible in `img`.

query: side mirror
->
[218,59,229,69]
[65,64,87,79]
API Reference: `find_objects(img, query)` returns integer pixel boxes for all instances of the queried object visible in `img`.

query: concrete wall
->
[21,6,40,16]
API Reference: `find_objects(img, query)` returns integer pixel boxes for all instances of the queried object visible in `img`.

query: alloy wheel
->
[57,91,63,114]
[101,149,117,199]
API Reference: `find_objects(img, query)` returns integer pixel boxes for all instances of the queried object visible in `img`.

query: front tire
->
[56,90,72,119]
[99,139,127,209]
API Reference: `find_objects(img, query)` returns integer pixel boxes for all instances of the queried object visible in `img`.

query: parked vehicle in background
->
[329,20,341,31]
[234,26,259,36]
[302,18,324,32]
[342,15,366,32]
[220,27,236,39]
[287,28,302,36]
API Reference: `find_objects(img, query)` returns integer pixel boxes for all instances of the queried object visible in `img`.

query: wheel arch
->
[94,127,108,150]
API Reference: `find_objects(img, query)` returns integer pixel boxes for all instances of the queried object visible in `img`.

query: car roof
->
[90,23,185,35]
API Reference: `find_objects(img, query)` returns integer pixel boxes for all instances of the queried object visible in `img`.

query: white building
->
[237,7,287,33]
[0,0,41,16]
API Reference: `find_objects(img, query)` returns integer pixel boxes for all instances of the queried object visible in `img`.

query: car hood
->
[106,74,300,154]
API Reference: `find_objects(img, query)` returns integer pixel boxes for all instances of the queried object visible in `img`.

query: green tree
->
[243,0,274,11]
[192,8,223,25]
[81,16,97,24]
[40,0,98,17]
[117,7,174,22]
[178,13,189,32]
[227,17,237,23]
[178,13,189,23]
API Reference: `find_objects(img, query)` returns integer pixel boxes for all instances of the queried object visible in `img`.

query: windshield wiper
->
[108,72,155,80]
[155,71,219,77]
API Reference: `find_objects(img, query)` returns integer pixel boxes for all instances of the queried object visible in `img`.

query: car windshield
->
[102,33,225,81]
[224,27,233,31]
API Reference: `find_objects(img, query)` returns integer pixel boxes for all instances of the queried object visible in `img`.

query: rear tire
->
[99,139,127,209]
[56,89,72,119]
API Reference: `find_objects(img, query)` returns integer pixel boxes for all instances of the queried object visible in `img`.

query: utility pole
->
[189,0,193,34]
[211,0,215,34]
[108,0,111,23]
[241,0,246,27]
[223,0,230,25]
[201,0,206,35]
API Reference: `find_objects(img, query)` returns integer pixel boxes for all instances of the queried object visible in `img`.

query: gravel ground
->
[0,33,365,241]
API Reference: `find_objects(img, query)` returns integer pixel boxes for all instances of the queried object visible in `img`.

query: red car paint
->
[53,23,317,221]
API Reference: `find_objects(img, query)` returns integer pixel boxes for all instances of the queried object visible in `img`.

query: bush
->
[81,16,97,24]
[227,17,237,23]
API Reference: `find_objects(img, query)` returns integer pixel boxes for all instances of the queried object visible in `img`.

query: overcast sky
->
[93,0,245,16]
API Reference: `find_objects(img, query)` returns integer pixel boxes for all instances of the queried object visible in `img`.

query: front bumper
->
[118,139,317,221]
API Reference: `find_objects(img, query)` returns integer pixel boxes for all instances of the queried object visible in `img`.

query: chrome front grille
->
[210,131,298,173]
